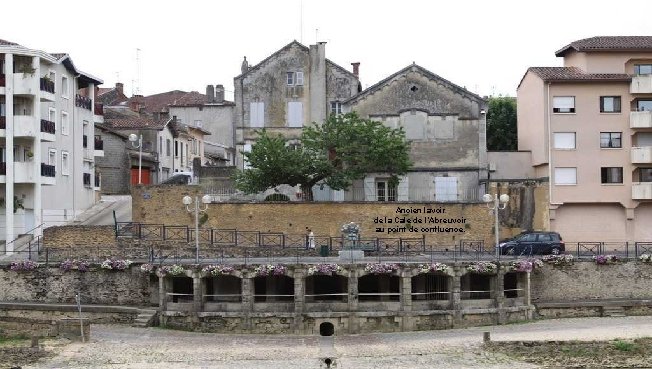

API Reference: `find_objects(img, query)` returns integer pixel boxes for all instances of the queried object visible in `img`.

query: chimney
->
[215,84,225,103]
[241,56,249,74]
[116,82,124,95]
[130,94,144,112]
[206,84,215,103]
[309,42,327,124]
[351,62,360,78]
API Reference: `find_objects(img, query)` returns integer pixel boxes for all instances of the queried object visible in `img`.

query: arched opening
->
[319,322,334,336]
[305,275,348,302]
[171,276,193,303]
[205,275,242,302]
[411,273,450,301]
[358,274,400,302]
[461,273,492,300]
[253,275,294,302]
[504,272,519,298]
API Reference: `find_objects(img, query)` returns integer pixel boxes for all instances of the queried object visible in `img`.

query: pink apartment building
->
[517,36,652,242]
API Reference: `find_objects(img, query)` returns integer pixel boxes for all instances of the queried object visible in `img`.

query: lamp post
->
[482,193,510,259]
[128,133,143,185]
[183,194,212,263]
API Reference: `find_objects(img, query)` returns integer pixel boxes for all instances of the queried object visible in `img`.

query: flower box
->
[639,254,652,263]
[364,263,399,274]
[9,260,39,271]
[466,261,497,274]
[508,259,543,273]
[593,254,619,265]
[60,259,90,272]
[254,264,287,277]
[100,258,132,271]
[202,264,236,276]
[417,263,449,274]
[542,254,574,265]
[157,264,186,277]
[307,263,343,276]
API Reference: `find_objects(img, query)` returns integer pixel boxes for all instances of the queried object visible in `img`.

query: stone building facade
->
[94,124,130,194]
[233,41,360,169]
[339,64,488,203]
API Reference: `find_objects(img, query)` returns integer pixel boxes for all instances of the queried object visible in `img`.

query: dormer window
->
[287,71,304,86]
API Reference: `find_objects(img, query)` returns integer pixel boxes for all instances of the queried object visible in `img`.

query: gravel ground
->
[21,316,652,369]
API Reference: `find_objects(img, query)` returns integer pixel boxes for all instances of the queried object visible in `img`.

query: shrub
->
[254,264,287,276]
[364,263,399,274]
[9,260,38,271]
[417,263,449,274]
[202,264,235,276]
[307,263,343,276]
[466,261,497,274]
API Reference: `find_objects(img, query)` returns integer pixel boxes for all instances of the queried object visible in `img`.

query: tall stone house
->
[233,41,361,169]
[0,39,104,251]
[341,64,488,202]
[517,36,652,242]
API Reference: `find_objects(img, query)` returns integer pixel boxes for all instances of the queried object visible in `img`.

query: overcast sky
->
[3,0,651,99]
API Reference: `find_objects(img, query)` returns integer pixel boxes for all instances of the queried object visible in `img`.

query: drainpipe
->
[546,82,553,224]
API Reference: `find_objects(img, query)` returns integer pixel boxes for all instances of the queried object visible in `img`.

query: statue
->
[341,222,360,249]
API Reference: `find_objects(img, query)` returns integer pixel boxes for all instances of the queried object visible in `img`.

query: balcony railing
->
[41,163,55,177]
[39,77,55,94]
[83,135,88,148]
[94,136,104,150]
[0,74,5,87]
[0,116,5,129]
[94,174,100,188]
[40,119,55,134]
[94,102,104,116]
[75,94,92,110]
[83,173,91,187]
[0,162,5,175]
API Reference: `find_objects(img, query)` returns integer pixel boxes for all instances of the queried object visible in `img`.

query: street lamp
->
[483,193,510,259]
[128,133,143,185]
[183,194,212,263]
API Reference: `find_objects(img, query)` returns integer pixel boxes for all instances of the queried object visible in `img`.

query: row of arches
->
[167,272,523,304]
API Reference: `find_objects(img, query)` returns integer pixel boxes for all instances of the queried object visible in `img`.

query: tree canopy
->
[234,112,411,199]
[486,97,517,151]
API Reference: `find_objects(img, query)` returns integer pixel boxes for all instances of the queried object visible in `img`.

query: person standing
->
[307,228,315,249]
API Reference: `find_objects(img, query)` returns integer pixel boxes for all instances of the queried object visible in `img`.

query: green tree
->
[234,112,411,200]
[486,97,517,151]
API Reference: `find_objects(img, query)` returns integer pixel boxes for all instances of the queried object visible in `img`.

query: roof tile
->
[528,67,631,81]
[556,36,652,56]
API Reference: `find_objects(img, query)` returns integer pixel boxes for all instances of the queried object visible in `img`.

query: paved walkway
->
[26,316,652,369]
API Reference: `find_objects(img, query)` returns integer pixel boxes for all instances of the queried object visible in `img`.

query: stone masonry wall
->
[43,225,117,247]
[0,267,150,305]
[531,261,652,301]
[132,185,494,246]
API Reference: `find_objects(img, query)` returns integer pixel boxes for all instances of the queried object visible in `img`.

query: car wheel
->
[504,247,515,256]
[550,247,561,255]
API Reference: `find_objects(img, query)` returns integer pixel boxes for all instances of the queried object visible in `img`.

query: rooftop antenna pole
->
[300,0,303,43]
[315,28,319,43]
[135,48,141,95]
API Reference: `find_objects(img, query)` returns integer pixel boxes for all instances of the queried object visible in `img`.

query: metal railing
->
[75,95,92,110]
[39,77,54,93]
[40,119,56,134]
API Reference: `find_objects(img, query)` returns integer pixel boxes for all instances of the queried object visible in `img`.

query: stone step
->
[131,308,158,328]
[602,306,626,317]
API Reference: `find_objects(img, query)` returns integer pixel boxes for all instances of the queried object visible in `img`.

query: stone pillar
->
[524,271,533,320]
[293,270,305,333]
[451,266,462,327]
[193,274,202,312]
[379,275,390,302]
[348,270,359,334]
[400,274,412,331]
[495,270,506,324]
[159,276,167,310]
[241,277,254,332]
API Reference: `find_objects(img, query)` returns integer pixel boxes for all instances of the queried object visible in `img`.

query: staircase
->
[602,306,626,317]
[132,309,158,328]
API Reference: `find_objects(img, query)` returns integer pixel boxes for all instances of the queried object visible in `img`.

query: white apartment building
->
[0,39,103,252]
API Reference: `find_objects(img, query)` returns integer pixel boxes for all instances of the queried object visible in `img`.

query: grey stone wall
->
[95,127,130,194]
[0,267,151,305]
[531,261,652,301]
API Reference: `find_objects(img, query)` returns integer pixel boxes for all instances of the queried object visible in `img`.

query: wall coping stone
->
[0,302,146,313]
[535,299,652,308]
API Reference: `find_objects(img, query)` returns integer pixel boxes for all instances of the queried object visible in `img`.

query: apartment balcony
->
[75,94,92,110]
[12,73,37,96]
[40,163,55,185]
[94,102,104,123]
[13,115,38,138]
[0,162,5,183]
[632,182,652,200]
[631,111,652,129]
[0,74,5,88]
[0,116,5,130]
[39,77,55,102]
[14,162,36,183]
[631,146,652,164]
[94,136,104,157]
[40,119,56,142]
[631,75,652,94]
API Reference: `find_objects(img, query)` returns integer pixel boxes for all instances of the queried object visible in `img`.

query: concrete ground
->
[26,316,652,369]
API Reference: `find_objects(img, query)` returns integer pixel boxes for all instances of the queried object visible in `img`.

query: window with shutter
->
[250,102,265,127]
[553,132,576,149]
[554,167,577,185]
[553,96,575,113]
[434,177,458,201]
[288,102,303,127]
